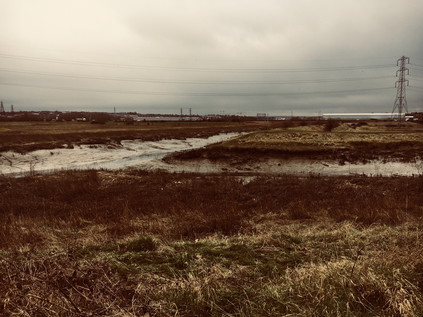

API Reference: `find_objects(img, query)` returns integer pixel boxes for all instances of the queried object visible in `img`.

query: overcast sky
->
[1,0,423,115]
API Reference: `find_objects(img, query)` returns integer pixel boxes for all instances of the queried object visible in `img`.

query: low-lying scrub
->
[1,171,422,244]
[0,170,422,315]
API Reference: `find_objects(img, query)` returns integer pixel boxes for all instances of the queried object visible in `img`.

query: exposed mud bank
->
[0,133,240,176]
[166,144,423,164]
[161,157,423,176]
[2,128,422,177]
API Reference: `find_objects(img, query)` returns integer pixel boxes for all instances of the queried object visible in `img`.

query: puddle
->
[251,159,423,177]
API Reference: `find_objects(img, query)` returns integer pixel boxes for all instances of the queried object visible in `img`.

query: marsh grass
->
[0,170,422,315]
[0,121,267,153]
[170,122,423,163]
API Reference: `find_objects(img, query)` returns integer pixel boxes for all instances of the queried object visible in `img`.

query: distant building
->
[323,113,395,120]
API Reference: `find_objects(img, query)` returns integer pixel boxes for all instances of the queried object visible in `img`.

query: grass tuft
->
[125,236,157,252]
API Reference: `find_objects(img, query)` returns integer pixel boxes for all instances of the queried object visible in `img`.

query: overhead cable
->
[0,82,393,97]
[0,68,394,86]
[0,53,395,73]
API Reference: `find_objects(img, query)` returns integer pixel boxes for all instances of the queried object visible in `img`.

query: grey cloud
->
[0,0,422,114]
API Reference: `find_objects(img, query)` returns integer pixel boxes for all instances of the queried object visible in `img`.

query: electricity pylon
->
[392,56,410,124]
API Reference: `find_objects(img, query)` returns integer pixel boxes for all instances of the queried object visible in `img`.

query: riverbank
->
[162,157,423,176]
[3,120,423,177]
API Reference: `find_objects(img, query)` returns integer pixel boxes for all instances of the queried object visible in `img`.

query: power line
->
[0,67,394,86]
[0,47,400,63]
[409,67,423,73]
[0,52,395,73]
[0,82,392,97]
[408,87,423,96]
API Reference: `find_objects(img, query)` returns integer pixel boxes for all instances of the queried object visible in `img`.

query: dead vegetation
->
[169,121,423,163]
[1,120,423,315]
[0,121,269,153]
[0,170,422,315]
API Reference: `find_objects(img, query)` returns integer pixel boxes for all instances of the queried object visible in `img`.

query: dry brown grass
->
[1,171,422,247]
[0,121,268,153]
[171,121,423,163]
[0,252,150,316]
[0,170,422,315]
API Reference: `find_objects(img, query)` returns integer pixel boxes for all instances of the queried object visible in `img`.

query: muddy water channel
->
[168,158,422,177]
[0,133,239,176]
[1,132,422,177]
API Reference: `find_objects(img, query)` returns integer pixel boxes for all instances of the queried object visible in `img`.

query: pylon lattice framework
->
[392,56,410,122]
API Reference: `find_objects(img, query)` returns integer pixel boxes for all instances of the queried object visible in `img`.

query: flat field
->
[171,121,423,163]
[0,120,268,153]
[0,120,422,316]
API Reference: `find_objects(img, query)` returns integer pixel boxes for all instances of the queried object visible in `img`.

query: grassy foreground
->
[1,170,422,316]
